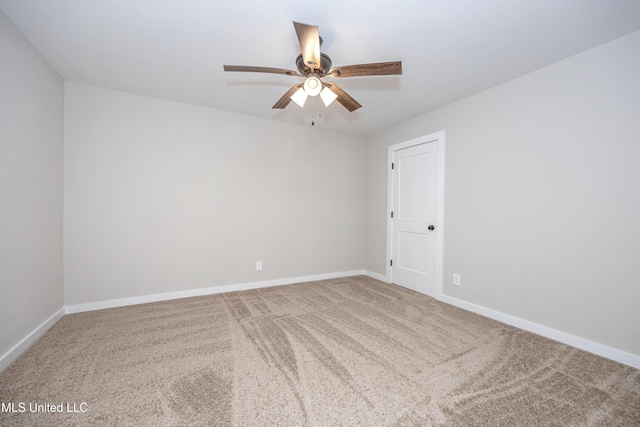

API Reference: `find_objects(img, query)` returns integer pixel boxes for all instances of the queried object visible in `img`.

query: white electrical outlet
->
[256,261,262,271]
[452,274,461,286]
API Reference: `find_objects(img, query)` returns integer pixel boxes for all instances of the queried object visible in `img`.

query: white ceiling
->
[2,0,640,136]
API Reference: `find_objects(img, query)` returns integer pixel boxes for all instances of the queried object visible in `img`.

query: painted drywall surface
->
[0,12,64,356]
[366,30,640,356]
[64,83,366,305]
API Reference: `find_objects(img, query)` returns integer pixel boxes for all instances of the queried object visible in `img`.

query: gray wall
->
[64,83,366,305]
[366,30,640,356]
[0,11,64,358]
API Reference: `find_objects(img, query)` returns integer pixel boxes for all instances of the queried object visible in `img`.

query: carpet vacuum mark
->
[1,276,638,426]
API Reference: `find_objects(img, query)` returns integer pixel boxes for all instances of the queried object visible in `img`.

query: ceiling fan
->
[223,21,402,112]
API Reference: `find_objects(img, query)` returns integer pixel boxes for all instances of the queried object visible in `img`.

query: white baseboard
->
[363,270,389,283]
[65,270,366,314]
[436,293,640,370]
[0,307,65,372]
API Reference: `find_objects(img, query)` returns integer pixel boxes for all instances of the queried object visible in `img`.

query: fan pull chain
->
[312,102,321,126]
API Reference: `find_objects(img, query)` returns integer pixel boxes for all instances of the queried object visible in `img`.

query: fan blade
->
[329,61,402,78]
[324,82,362,112]
[223,65,300,76]
[273,84,303,109]
[293,21,321,71]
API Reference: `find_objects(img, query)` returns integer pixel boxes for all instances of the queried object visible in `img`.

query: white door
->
[391,141,438,296]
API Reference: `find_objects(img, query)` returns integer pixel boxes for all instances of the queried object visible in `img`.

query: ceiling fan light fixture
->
[320,86,338,107]
[290,87,308,107]
[224,21,402,113]
[303,76,322,96]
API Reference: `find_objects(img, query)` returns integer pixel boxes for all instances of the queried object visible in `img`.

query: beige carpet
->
[1,276,639,426]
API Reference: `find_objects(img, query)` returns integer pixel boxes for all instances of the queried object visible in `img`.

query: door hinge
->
[391,211,394,218]
[390,260,393,266]
[391,162,394,170]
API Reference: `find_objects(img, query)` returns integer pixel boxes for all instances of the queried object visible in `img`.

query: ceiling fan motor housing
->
[296,53,332,76]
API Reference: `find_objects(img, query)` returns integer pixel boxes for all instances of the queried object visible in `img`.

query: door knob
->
[428,225,435,230]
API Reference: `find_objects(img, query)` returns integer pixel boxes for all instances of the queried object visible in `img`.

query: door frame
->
[386,131,445,298]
